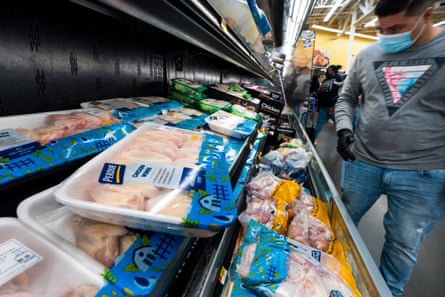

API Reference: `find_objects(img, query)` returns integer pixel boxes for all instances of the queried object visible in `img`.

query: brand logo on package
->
[260,102,281,115]
[99,163,126,184]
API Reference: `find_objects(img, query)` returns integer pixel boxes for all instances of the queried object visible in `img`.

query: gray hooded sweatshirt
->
[335,28,445,170]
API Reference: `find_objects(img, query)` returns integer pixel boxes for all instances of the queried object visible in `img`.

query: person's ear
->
[423,6,434,22]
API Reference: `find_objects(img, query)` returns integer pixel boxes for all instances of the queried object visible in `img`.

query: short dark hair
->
[327,65,342,73]
[375,0,434,17]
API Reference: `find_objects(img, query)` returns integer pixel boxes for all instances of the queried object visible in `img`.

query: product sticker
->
[99,163,126,185]
[0,129,40,160]
[125,162,205,190]
[0,239,42,286]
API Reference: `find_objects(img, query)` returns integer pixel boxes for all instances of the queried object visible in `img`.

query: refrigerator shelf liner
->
[80,96,170,110]
[0,218,104,297]
[0,123,136,186]
[55,123,235,237]
[205,110,257,139]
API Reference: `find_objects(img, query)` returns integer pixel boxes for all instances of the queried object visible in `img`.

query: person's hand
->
[337,129,356,161]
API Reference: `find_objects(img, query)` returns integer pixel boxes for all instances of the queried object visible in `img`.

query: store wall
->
[313,30,375,71]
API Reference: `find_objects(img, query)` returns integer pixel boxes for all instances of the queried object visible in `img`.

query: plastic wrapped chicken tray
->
[171,78,207,99]
[17,187,191,297]
[80,96,170,110]
[55,123,235,237]
[205,110,258,140]
[0,217,104,297]
[0,109,135,187]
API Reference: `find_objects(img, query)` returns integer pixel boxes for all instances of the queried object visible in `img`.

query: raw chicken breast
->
[236,243,257,279]
[88,183,147,210]
[120,150,173,165]
[72,215,128,268]
[148,191,192,218]
[0,293,40,297]
[118,234,138,257]
[63,285,98,297]
[288,210,333,252]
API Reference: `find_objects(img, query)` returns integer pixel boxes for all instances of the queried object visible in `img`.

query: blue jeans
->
[315,106,335,139]
[341,160,445,296]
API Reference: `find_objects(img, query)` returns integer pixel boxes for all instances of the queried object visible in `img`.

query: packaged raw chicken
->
[0,218,103,297]
[17,187,188,297]
[205,110,257,139]
[227,220,362,297]
[239,172,301,235]
[11,109,119,145]
[0,122,135,187]
[55,123,235,237]
[80,96,170,110]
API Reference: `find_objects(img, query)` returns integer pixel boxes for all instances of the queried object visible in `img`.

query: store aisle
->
[315,120,445,297]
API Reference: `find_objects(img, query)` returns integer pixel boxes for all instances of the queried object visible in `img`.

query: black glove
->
[337,129,356,161]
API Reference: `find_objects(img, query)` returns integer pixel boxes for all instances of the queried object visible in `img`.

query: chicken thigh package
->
[55,123,235,237]
[0,218,104,297]
[17,187,189,297]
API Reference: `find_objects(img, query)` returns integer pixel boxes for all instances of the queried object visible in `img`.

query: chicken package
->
[0,121,135,187]
[17,188,188,297]
[239,172,301,235]
[245,171,282,201]
[0,218,103,297]
[12,109,119,145]
[260,141,312,184]
[55,123,235,237]
[205,110,257,139]
[227,220,362,297]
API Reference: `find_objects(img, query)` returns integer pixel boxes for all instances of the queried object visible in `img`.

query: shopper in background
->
[335,0,445,296]
[291,66,311,115]
[314,64,344,143]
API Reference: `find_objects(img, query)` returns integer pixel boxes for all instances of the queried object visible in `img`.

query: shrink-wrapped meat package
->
[55,123,235,237]
[225,220,362,297]
[0,218,103,297]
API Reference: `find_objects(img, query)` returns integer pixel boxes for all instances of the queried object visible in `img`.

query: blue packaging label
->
[0,123,136,186]
[99,163,126,185]
[97,231,185,297]
[124,162,206,190]
[0,129,41,160]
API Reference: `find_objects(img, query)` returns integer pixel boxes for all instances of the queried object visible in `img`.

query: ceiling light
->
[345,32,378,40]
[433,20,445,27]
[364,17,377,28]
[323,0,343,22]
[312,24,342,33]
[313,24,378,40]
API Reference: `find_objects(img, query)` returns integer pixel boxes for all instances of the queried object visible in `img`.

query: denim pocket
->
[420,169,445,182]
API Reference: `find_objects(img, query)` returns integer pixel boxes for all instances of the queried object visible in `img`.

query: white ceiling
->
[305,0,445,37]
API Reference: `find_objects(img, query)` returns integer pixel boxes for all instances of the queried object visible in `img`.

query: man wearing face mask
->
[334,0,445,296]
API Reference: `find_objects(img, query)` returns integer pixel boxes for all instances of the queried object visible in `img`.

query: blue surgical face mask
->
[377,17,425,53]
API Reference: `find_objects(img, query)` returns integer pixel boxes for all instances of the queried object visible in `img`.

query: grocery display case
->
[0,1,392,296]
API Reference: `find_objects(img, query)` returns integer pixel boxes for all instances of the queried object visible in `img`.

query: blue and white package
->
[54,123,235,237]
[0,123,136,186]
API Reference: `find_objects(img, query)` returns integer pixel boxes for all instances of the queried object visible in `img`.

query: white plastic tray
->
[54,123,233,237]
[0,218,104,296]
[17,186,106,273]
